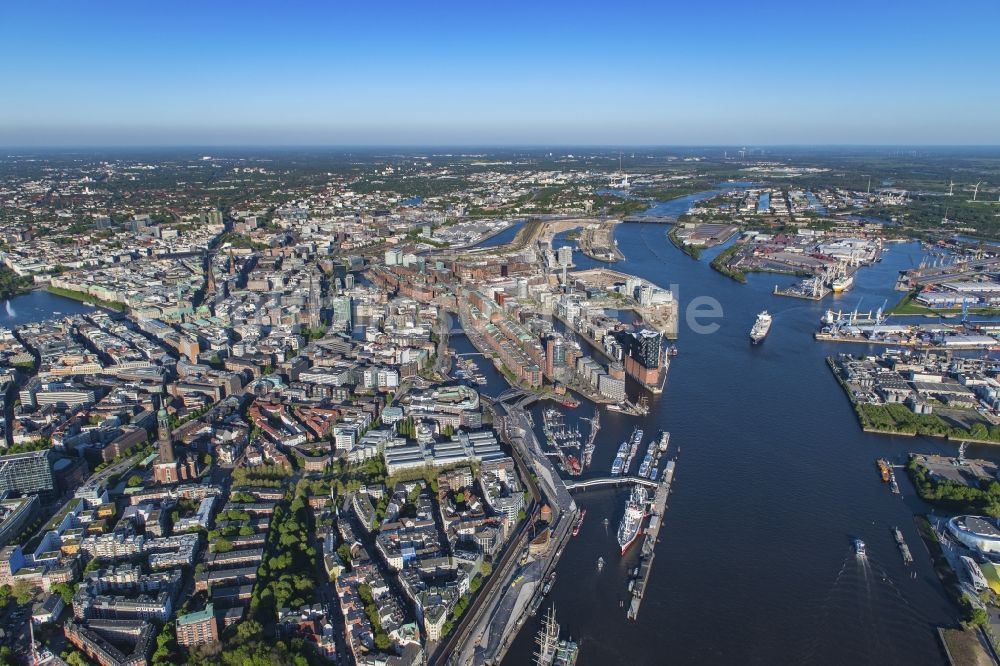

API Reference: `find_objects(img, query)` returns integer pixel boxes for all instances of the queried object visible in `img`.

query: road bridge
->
[497,387,530,403]
[622,215,678,224]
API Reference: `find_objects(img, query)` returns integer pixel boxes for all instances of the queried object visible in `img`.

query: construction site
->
[569,267,679,338]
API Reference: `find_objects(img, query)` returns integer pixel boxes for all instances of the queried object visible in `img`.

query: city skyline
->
[2,136,1000,661]
[2,0,999,146]
[3,2,1000,664]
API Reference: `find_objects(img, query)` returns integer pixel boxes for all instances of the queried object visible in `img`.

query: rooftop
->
[177,603,215,626]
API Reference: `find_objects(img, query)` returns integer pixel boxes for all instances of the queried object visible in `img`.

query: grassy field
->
[855,402,1000,442]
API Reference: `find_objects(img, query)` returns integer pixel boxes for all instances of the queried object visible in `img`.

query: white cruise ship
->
[750,310,772,344]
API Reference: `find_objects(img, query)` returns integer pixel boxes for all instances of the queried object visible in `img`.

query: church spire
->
[157,407,175,464]
[205,256,216,295]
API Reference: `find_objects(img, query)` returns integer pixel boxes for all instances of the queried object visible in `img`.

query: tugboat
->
[597,556,605,572]
[854,538,867,558]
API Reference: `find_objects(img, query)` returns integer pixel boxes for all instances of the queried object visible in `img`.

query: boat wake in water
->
[800,548,936,665]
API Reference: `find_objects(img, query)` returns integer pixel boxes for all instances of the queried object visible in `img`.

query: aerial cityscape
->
[1,2,1000,666]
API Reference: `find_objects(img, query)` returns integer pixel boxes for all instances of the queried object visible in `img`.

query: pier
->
[773,280,831,301]
[582,411,600,471]
[447,398,577,666]
[627,458,676,620]
[894,526,914,565]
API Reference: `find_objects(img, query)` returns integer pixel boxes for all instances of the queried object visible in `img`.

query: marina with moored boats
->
[543,407,584,476]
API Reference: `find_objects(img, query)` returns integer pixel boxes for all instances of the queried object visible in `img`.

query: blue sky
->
[1,0,998,146]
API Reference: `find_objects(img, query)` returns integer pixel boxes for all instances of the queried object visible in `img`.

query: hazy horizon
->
[2,0,999,146]
[3,143,1000,152]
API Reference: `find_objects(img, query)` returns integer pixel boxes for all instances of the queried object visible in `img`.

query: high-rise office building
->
[331,296,352,331]
[0,449,54,495]
[557,245,573,267]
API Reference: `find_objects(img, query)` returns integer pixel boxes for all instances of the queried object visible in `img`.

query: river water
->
[449,197,981,665]
[476,220,526,249]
